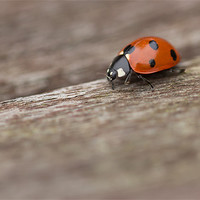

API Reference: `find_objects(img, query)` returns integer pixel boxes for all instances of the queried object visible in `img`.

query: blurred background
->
[0,1,200,101]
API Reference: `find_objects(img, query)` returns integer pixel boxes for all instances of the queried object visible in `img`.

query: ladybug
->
[106,36,181,89]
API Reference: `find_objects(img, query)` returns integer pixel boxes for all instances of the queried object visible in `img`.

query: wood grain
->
[0,58,200,199]
[0,1,200,199]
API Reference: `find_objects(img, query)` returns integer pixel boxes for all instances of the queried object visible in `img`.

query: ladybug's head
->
[106,55,131,89]
[106,68,117,81]
[106,68,117,90]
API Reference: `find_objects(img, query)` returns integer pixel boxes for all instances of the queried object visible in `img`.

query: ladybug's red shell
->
[119,37,180,74]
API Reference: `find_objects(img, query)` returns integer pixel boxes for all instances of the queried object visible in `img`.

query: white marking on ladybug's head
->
[110,71,113,75]
[125,54,130,60]
[119,51,124,55]
[107,69,109,73]
[117,68,125,77]
[106,75,112,81]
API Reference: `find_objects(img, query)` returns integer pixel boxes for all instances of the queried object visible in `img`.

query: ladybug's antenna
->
[111,81,115,90]
[97,72,112,81]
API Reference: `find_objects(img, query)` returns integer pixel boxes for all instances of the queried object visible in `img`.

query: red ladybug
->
[106,36,181,89]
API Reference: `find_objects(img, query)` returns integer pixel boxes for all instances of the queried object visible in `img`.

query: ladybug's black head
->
[107,68,117,81]
[106,55,131,89]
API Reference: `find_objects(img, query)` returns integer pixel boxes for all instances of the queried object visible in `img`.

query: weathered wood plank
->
[1,1,200,199]
[0,58,199,199]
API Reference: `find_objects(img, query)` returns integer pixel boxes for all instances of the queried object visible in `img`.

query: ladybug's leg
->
[124,69,133,85]
[111,81,115,90]
[137,74,154,91]
[106,75,115,90]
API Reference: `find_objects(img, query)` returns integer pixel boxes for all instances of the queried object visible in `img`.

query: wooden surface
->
[0,1,200,199]
[0,59,200,199]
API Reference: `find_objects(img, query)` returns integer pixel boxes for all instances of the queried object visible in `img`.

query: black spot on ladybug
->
[170,49,177,61]
[149,40,159,50]
[124,44,135,54]
[149,59,156,67]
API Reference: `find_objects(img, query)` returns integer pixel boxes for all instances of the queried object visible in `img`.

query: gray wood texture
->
[0,1,200,199]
